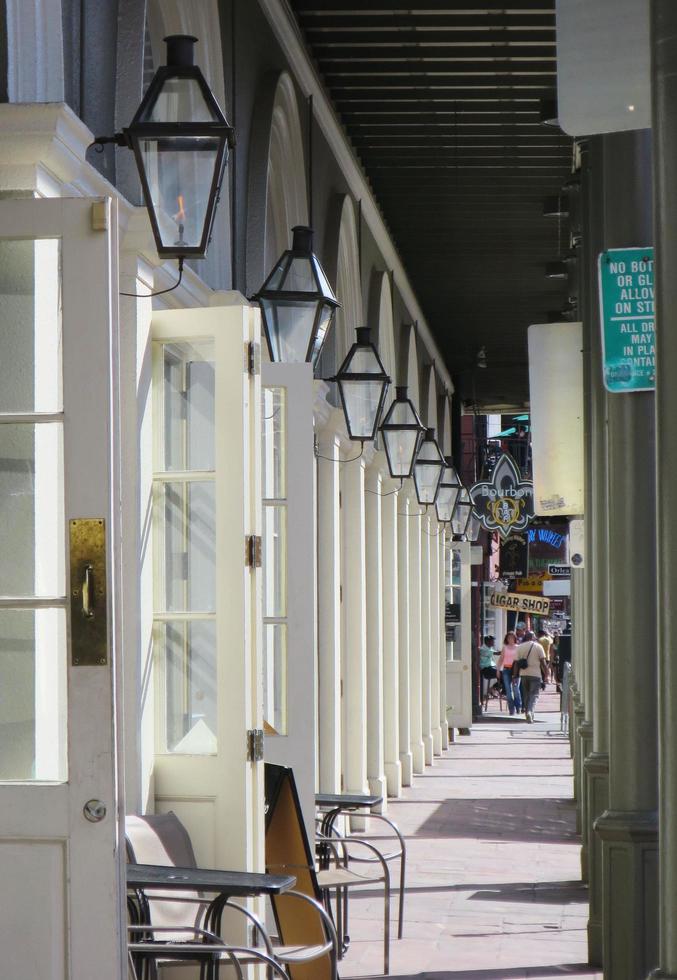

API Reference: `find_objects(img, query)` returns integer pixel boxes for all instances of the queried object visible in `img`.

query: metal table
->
[127,862,296,978]
[315,792,383,839]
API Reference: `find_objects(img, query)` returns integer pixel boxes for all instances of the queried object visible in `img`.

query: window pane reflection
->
[160,341,215,472]
[0,608,67,781]
[156,619,217,753]
[263,623,287,735]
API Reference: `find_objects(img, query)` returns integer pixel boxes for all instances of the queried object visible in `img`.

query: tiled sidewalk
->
[338,686,601,979]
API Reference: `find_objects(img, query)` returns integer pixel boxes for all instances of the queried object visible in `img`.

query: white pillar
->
[430,517,443,756]
[341,454,369,794]
[381,476,402,796]
[397,495,413,786]
[365,462,387,805]
[420,516,434,765]
[439,530,449,750]
[408,496,425,774]
[316,409,343,792]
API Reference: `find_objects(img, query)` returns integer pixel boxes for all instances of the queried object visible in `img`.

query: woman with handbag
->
[497,631,522,716]
[516,630,547,724]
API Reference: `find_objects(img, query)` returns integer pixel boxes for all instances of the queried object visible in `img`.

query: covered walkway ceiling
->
[290,0,574,410]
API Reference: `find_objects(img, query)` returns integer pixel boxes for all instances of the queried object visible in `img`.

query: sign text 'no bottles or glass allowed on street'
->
[598,247,655,393]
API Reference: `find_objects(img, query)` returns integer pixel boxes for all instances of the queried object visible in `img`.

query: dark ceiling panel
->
[288,0,572,409]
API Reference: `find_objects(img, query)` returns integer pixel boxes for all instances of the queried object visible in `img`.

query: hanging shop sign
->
[515,573,551,595]
[528,520,569,575]
[469,453,534,541]
[598,247,655,392]
[500,532,529,579]
[548,564,570,577]
[489,591,551,616]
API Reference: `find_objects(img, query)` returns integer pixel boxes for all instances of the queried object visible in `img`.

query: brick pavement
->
[336,686,601,979]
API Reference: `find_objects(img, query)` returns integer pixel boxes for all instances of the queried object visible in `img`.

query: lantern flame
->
[174,195,186,224]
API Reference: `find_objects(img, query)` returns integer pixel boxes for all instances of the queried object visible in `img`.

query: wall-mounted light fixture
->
[331,327,391,442]
[379,386,426,480]
[451,487,474,539]
[435,457,462,523]
[413,428,445,506]
[254,225,340,366]
[95,35,234,262]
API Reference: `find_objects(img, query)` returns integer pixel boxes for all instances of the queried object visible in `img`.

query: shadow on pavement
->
[415,797,578,844]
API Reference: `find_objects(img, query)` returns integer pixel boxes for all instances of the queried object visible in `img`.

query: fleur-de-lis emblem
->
[470,454,534,540]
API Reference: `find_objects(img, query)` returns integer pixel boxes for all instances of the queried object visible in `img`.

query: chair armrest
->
[127,926,290,980]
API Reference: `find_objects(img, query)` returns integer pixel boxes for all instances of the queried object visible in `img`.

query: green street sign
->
[598,247,655,392]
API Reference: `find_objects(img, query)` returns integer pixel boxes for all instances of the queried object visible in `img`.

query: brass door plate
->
[70,518,108,666]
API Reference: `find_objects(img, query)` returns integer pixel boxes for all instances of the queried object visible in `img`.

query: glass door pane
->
[154,340,217,754]
[0,238,66,782]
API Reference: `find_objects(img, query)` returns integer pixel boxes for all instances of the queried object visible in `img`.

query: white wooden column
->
[315,406,343,793]
[341,452,369,794]
[439,529,449,750]
[429,517,443,756]
[420,515,434,765]
[397,495,413,786]
[408,494,425,773]
[382,476,402,796]
[365,461,387,805]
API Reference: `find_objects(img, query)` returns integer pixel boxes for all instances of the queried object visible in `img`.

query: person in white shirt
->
[517,630,547,723]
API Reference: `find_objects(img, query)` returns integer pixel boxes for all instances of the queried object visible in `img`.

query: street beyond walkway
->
[339,687,601,979]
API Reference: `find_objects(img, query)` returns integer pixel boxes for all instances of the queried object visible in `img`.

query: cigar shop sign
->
[470,453,535,540]
[489,591,551,616]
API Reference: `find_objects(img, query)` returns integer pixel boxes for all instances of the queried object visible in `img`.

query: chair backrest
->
[126,811,204,933]
[265,764,330,980]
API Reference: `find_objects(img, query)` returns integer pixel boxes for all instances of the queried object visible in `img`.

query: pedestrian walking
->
[497,630,522,715]
[516,630,547,723]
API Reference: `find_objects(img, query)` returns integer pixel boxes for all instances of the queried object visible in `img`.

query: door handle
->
[82,563,95,619]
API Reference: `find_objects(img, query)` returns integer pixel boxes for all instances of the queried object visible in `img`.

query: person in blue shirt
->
[479,635,500,700]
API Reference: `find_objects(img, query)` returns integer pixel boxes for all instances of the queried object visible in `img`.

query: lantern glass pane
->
[310,302,335,366]
[414,462,442,504]
[436,485,460,523]
[341,379,384,439]
[272,254,316,292]
[311,255,334,297]
[140,136,219,249]
[383,428,420,477]
[141,77,221,123]
[260,297,317,362]
[452,502,472,536]
[344,346,382,374]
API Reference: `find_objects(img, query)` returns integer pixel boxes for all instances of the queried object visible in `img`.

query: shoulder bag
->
[516,643,534,672]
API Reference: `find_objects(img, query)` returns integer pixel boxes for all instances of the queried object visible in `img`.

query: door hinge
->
[339,584,343,603]
[245,534,262,568]
[246,728,264,762]
[91,200,109,231]
[245,341,260,376]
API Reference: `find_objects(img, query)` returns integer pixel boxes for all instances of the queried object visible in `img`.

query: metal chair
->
[126,812,338,980]
[316,807,407,941]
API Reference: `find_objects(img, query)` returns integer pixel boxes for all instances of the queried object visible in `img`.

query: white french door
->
[445,540,473,729]
[260,362,316,839]
[0,198,124,978]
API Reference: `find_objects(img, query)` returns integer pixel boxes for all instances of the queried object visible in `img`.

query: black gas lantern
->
[96,36,233,260]
[412,428,445,506]
[332,327,391,442]
[435,457,462,523]
[452,488,474,539]
[379,386,426,479]
[254,226,340,367]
